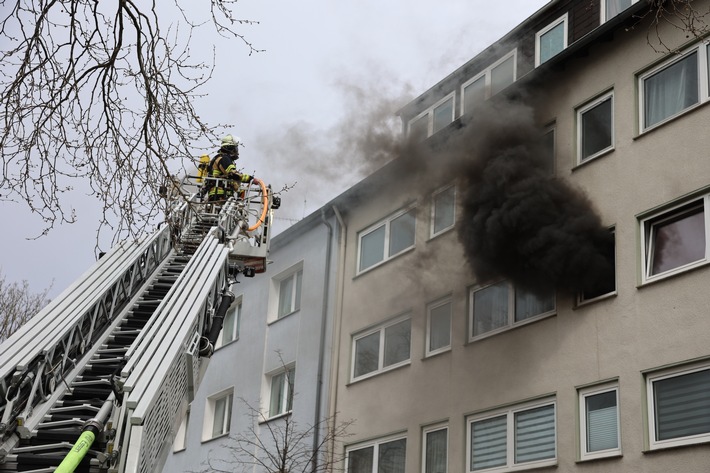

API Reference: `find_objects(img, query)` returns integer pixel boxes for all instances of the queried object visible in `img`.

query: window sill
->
[638,259,710,288]
[634,99,710,139]
[571,147,614,172]
[423,347,451,360]
[576,451,622,463]
[644,437,710,453]
[259,411,292,425]
[268,309,300,326]
[214,337,239,351]
[348,361,411,386]
[574,291,617,309]
[468,311,556,344]
[201,432,230,444]
[428,225,455,242]
[355,246,415,279]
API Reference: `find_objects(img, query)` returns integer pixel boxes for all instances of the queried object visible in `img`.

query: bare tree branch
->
[0,0,262,247]
[0,270,52,341]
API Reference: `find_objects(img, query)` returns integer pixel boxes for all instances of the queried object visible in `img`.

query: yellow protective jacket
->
[207,152,251,199]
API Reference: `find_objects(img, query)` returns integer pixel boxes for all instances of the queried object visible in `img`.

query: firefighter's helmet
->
[221,135,240,148]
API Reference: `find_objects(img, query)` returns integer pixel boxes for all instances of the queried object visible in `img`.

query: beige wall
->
[331,5,710,472]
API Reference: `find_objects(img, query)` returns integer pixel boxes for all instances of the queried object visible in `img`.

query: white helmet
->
[221,134,241,148]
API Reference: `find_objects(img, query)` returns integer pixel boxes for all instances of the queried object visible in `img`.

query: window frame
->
[577,227,616,305]
[430,185,456,238]
[216,297,242,348]
[639,194,709,284]
[542,124,556,175]
[357,206,417,274]
[426,297,452,357]
[267,365,296,419]
[576,90,615,164]
[422,424,449,473]
[535,14,568,66]
[345,434,407,473]
[466,398,557,472]
[173,406,190,452]
[601,0,638,23]
[407,92,456,140]
[202,388,233,442]
[638,41,710,133]
[460,49,517,116]
[578,383,621,461]
[277,269,303,319]
[468,281,556,342]
[645,362,710,450]
[351,314,412,382]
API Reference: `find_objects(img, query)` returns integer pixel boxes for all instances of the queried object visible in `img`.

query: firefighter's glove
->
[242,174,254,183]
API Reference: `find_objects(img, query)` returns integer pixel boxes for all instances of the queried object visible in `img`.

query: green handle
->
[55,430,96,473]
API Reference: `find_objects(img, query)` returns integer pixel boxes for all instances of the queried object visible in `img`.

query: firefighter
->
[207,135,254,202]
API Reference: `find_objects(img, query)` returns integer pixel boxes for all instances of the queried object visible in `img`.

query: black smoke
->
[449,98,615,296]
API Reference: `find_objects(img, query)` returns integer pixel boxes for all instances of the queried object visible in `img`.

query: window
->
[217,298,241,347]
[578,229,616,303]
[578,384,621,460]
[277,268,302,318]
[202,389,233,441]
[536,15,568,66]
[640,194,709,283]
[423,425,448,473]
[541,125,555,175]
[431,186,456,237]
[602,0,637,22]
[639,42,710,131]
[467,400,556,471]
[577,91,614,163]
[646,363,710,449]
[426,298,452,356]
[358,207,416,273]
[469,282,555,340]
[347,436,407,473]
[352,316,411,381]
[407,94,455,140]
[462,50,516,116]
[173,408,190,452]
[269,366,295,418]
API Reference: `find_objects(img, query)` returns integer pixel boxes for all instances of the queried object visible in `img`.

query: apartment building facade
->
[164,1,710,472]
[161,210,339,472]
[332,1,710,472]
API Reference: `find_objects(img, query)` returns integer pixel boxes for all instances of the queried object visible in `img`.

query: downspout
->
[312,208,334,473]
[326,205,347,469]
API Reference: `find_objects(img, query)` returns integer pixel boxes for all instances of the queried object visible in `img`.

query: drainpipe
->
[326,205,347,470]
[312,208,334,473]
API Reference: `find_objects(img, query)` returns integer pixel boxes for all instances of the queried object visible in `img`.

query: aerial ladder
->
[0,172,280,473]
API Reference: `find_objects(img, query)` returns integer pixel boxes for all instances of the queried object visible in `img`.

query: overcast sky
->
[1,0,549,297]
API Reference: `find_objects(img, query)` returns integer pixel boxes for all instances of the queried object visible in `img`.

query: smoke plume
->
[448,98,615,295]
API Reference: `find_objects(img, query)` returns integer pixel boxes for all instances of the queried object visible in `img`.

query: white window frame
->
[639,193,710,284]
[357,206,417,274]
[216,297,241,348]
[468,282,556,342]
[535,14,568,66]
[466,398,557,472]
[269,262,304,322]
[460,49,517,116]
[426,297,452,357]
[422,424,449,473]
[430,185,456,238]
[638,41,710,132]
[351,315,411,382]
[267,365,295,419]
[576,91,615,164]
[601,0,638,23]
[645,362,710,450]
[407,92,456,139]
[202,388,233,442]
[578,383,621,461]
[173,406,190,452]
[345,434,407,473]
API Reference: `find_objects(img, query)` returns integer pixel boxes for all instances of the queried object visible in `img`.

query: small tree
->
[0,271,52,341]
[195,366,353,473]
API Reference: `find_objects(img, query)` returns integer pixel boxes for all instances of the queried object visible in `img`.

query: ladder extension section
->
[0,227,172,450]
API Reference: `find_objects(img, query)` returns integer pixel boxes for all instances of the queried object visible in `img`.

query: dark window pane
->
[581,97,612,160]
[654,369,710,441]
[354,332,380,378]
[649,204,705,275]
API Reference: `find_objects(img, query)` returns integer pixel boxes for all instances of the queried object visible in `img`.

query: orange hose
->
[247,178,269,232]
